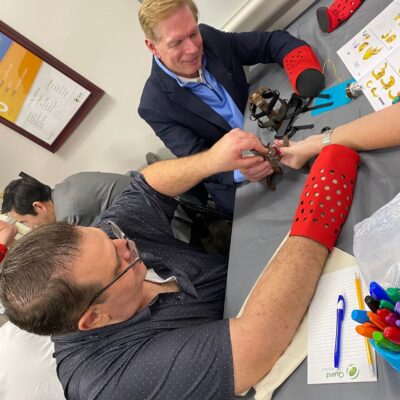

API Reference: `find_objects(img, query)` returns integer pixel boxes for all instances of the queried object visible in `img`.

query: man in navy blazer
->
[138,0,324,214]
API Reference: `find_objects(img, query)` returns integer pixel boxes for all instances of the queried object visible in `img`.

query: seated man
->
[0,129,360,399]
[2,171,132,228]
[138,0,325,214]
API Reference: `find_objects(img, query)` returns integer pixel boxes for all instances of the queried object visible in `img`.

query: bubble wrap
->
[354,192,400,288]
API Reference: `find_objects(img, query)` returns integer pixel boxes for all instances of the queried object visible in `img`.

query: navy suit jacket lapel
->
[152,59,231,132]
[205,50,243,110]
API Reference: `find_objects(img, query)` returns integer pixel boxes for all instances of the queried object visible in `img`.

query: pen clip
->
[337,294,346,317]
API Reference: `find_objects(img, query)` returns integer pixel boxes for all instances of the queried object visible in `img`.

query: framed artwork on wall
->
[0,21,104,152]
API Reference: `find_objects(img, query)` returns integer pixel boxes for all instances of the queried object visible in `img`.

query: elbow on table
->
[229,316,286,395]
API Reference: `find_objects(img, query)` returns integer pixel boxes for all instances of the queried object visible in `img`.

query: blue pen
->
[334,295,345,369]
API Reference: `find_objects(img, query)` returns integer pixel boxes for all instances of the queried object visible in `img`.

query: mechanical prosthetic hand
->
[283,44,325,98]
[249,44,327,138]
[248,43,328,191]
[290,144,360,251]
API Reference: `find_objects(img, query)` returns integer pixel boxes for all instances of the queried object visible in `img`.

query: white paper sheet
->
[308,265,377,384]
[337,1,400,110]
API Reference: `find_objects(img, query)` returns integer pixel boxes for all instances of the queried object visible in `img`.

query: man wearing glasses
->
[0,130,359,399]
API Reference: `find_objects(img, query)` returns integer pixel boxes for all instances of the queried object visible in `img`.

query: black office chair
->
[146,152,232,256]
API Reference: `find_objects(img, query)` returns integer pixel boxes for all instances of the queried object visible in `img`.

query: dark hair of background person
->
[0,223,101,336]
[1,172,52,215]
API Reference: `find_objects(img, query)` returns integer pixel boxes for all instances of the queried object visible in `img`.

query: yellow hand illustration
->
[386,34,397,43]
[388,90,400,100]
[380,76,395,90]
[366,79,374,88]
[381,30,397,43]
[371,87,379,97]
[372,63,388,80]
[363,46,383,60]
[358,42,369,52]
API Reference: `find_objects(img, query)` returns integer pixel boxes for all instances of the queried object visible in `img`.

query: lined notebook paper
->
[308,265,377,384]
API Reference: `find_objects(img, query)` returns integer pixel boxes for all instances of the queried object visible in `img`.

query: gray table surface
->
[225,0,400,398]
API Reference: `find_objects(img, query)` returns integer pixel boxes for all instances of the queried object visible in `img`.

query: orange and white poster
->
[0,32,90,144]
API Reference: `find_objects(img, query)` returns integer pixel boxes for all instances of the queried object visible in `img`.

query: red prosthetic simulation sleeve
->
[290,144,360,251]
[317,0,364,33]
[283,45,324,98]
[0,243,7,262]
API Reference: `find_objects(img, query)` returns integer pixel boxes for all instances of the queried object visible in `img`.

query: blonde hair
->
[139,0,199,42]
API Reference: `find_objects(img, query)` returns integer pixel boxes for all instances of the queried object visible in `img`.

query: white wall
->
[0,0,246,189]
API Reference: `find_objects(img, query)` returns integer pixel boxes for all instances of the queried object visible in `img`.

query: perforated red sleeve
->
[290,144,360,251]
[283,45,324,97]
[317,0,364,33]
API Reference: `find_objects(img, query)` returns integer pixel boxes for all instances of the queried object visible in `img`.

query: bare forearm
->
[142,129,268,197]
[230,236,328,393]
[311,103,400,156]
[142,151,214,197]
[230,144,359,393]
[331,102,400,150]
[279,103,400,169]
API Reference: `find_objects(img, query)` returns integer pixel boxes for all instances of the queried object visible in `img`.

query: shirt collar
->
[154,55,206,87]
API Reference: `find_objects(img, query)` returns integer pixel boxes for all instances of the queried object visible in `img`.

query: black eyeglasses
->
[86,221,142,309]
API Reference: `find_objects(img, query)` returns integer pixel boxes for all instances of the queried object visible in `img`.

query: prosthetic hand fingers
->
[274,138,289,148]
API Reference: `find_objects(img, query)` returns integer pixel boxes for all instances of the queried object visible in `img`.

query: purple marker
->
[395,301,400,315]
[386,312,400,326]
[396,319,400,328]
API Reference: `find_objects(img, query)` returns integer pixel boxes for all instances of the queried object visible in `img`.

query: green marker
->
[373,331,400,352]
[392,95,400,104]
[387,288,400,304]
[380,299,395,312]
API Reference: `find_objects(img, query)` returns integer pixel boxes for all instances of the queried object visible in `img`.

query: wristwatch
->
[322,129,333,147]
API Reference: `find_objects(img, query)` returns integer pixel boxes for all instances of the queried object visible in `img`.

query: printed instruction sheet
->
[338,1,400,110]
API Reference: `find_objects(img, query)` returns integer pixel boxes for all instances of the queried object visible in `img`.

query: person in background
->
[2,171,132,228]
[0,129,359,399]
[138,0,325,214]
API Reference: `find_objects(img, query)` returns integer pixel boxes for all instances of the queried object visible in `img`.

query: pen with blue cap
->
[334,294,345,368]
